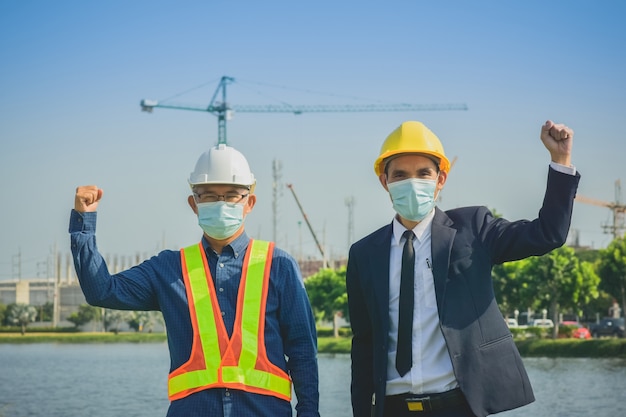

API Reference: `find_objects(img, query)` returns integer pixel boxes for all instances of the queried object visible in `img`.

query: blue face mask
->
[197,201,244,240]
[387,177,438,222]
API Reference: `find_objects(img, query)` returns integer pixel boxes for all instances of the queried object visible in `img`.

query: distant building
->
[298,258,347,279]
[0,278,86,324]
[0,253,348,325]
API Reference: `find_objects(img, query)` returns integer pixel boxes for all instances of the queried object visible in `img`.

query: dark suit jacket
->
[346,168,580,417]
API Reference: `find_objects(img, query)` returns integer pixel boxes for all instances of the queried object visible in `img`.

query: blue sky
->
[1,0,625,280]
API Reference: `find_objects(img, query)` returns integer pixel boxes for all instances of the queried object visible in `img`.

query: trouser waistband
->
[385,388,467,413]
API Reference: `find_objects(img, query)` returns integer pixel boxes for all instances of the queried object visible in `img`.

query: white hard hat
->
[189,144,256,189]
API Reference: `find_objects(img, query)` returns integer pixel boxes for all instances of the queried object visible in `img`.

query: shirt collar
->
[391,209,435,246]
[201,231,250,259]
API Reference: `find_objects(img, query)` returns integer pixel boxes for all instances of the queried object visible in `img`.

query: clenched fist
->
[540,120,573,167]
[75,185,103,212]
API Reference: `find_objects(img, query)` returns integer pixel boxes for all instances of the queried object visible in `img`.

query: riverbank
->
[319,336,626,358]
[1,332,625,358]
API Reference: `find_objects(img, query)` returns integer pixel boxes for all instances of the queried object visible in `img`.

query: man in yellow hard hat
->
[70,144,320,417]
[346,120,578,417]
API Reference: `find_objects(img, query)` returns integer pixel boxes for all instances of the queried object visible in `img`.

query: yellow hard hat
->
[374,121,450,176]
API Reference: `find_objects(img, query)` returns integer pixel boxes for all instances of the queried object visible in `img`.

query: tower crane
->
[140,75,468,145]
[575,179,626,240]
[142,76,467,260]
[286,183,327,268]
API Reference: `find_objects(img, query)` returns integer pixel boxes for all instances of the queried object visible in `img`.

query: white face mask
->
[197,201,244,240]
[387,177,438,222]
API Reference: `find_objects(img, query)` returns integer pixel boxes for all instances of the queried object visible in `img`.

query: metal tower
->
[575,179,626,240]
[272,159,283,243]
[345,196,355,253]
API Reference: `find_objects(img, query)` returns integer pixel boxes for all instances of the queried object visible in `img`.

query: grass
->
[515,337,626,358]
[2,332,625,358]
[317,336,352,354]
[0,331,167,344]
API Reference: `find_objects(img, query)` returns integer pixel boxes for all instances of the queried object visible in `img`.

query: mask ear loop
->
[434,173,442,202]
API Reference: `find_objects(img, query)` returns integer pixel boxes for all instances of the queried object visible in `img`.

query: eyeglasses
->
[194,192,249,204]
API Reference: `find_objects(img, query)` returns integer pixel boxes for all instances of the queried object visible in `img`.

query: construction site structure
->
[286,183,327,268]
[140,75,468,146]
[141,75,468,261]
[575,179,626,240]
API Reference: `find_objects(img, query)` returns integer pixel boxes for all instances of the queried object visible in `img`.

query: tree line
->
[304,234,626,339]
[0,302,163,335]
[2,235,624,339]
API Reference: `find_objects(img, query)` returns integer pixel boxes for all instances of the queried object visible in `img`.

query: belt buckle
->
[405,396,431,412]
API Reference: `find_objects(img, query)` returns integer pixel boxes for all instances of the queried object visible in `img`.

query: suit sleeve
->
[69,209,158,310]
[485,168,581,264]
[346,246,375,417]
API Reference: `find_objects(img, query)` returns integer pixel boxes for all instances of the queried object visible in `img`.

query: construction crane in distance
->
[286,183,327,268]
[575,179,626,240]
[140,75,469,145]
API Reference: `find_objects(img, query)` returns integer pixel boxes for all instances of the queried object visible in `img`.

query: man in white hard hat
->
[347,120,579,417]
[70,144,320,417]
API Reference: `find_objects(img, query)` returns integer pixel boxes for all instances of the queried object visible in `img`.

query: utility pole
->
[52,243,60,328]
[12,249,21,279]
[272,159,283,244]
[345,196,355,254]
[298,221,303,263]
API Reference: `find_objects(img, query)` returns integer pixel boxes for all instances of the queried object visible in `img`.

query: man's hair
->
[383,154,441,176]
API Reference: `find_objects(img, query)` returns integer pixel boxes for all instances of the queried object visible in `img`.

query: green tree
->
[66,304,100,329]
[127,311,159,332]
[36,302,53,322]
[582,289,614,321]
[493,259,530,318]
[7,303,38,335]
[597,235,626,318]
[523,246,599,338]
[0,302,7,325]
[489,208,503,219]
[104,309,129,334]
[146,311,163,333]
[575,247,601,263]
[575,261,602,317]
[304,267,348,337]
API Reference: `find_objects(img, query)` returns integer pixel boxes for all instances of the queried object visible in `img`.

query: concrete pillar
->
[15,281,29,304]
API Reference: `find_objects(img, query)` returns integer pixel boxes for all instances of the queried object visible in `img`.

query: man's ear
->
[244,194,257,215]
[379,173,389,191]
[188,195,198,215]
[437,171,448,191]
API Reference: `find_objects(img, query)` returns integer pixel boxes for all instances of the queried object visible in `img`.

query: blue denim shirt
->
[69,210,320,417]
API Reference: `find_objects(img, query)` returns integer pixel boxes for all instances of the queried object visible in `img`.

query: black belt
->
[385,388,466,413]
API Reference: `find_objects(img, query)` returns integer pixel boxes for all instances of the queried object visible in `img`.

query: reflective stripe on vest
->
[168,240,292,402]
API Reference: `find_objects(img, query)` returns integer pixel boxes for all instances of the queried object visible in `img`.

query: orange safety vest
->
[168,240,292,402]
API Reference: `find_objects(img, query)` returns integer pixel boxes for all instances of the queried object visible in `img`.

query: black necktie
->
[396,230,415,377]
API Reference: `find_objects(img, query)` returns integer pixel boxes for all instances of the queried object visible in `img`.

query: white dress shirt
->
[385,209,458,396]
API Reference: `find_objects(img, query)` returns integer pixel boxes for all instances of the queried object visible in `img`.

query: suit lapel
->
[365,224,393,332]
[431,208,456,314]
